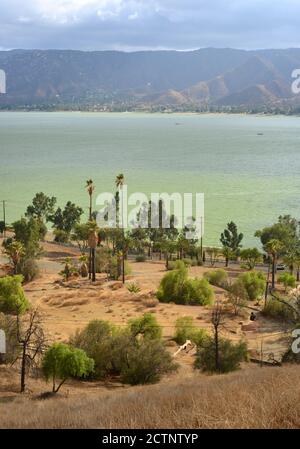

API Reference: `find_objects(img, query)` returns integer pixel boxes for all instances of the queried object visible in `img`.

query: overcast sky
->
[0,0,300,51]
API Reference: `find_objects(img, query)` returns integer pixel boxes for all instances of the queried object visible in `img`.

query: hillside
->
[1,364,299,429]
[1,48,300,111]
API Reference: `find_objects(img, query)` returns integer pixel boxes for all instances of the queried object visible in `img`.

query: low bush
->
[53,229,70,243]
[120,339,177,385]
[195,337,248,374]
[135,255,146,262]
[126,282,141,294]
[157,263,214,306]
[174,316,207,346]
[70,314,176,385]
[238,271,265,301]
[70,320,116,379]
[262,298,294,321]
[278,273,296,291]
[204,269,229,289]
[19,258,40,282]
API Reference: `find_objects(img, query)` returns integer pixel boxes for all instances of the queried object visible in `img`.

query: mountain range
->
[0,48,300,111]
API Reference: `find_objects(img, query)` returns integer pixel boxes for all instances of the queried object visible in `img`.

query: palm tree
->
[115,174,125,281]
[4,241,25,274]
[265,239,284,290]
[86,179,95,220]
[86,179,95,280]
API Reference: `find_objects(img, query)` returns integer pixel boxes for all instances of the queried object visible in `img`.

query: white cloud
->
[0,0,300,50]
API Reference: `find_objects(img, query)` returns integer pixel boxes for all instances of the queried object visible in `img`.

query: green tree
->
[157,262,214,305]
[240,248,263,270]
[195,337,248,373]
[220,222,243,266]
[278,273,296,292]
[238,271,266,301]
[26,192,56,222]
[12,217,42,259]
[42,343,94,393]
[49,201,83,235]
[129,313,162,340]
[174,316,207,345]
[226,280,248,315]
[0,275,29,315]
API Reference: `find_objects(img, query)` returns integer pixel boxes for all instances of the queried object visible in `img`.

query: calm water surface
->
[0,112,300,246]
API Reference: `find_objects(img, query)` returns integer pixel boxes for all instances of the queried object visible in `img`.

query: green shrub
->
[226,279,248,315]
[174,316,207,346]
[42,343,94,393]
[182,258,193,267]
[195,337,248,373]
[19,258,40,282]
[278,273,296,291]
[262,298,294,321]
[240,248,262,270]
[120,339,177,385]
[135,255,146,262]
[129,313,162,340]
[0,275,29,315]
[126,282,141,294]
[157,263,214,306]
[70,320,116,379]
[238,271,265,301]
[204,269,229,289]
[53,229,70,243]
[70,314,176,385]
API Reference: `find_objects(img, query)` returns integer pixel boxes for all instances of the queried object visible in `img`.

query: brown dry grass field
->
[0,236,297,429]
[1,364,300,428]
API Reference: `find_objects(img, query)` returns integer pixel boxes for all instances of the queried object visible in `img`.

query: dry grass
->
[1,365,300,429]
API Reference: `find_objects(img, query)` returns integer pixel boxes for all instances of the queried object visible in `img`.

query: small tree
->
[226,280,248,315]
[26,192,56,224]
[129,313,162,340]
[278,273,297,292]
[220,222,243,267]
[195,337,248,373]
[240,248,262,270]
[4,241,25,274]
[42,343,94,393]
[16,308,46,393]
[0,275,29,315]
[238,271,266,301]
[204,269,228,288]
[174,316,207,346]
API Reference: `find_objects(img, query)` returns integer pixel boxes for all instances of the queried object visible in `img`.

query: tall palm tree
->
[86,179,95,220]
[115,174,125,281]
[86,179,95,280]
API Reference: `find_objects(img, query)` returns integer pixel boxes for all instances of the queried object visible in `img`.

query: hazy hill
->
[0,48,300,110]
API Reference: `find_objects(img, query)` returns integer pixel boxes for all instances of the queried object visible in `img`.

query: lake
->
[0,112,300,246]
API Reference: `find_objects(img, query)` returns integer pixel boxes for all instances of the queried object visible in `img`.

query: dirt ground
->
[0,236,291,399]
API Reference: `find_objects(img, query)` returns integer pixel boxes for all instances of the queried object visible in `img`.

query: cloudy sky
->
[0,0,300,51]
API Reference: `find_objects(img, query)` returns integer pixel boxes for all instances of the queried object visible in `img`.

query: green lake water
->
[0,112,300,246]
